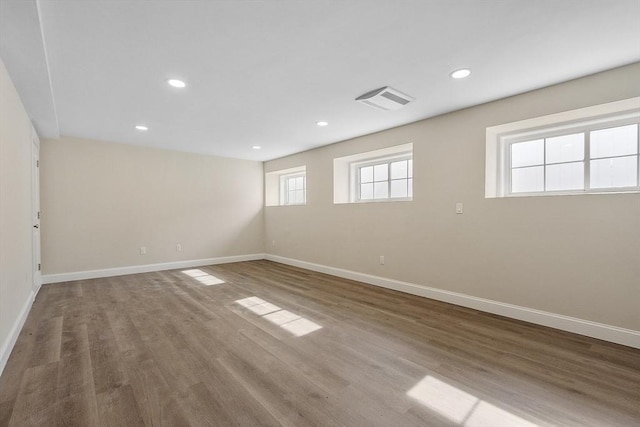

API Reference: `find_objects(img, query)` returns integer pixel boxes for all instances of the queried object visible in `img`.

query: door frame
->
[31,127,41,293]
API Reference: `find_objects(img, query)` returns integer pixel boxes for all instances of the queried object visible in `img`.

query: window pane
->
[408,159,413,178]
[590,124,638,159]
[511,166,544,193]
[546,162,584,191]
[296,176,304,189]
[374,182,388,199]
[360,183,373,199]
[408,178,413,197]
[546,133,584,164]
[360,166,373,183]
[296,189,305,204]
[288,190,296,204]
[374,164,388,181]
[391,160,408,179]
[288,177,297,190]
[390,179,408,198]
[511,139,543,168]
[590,156,638,189]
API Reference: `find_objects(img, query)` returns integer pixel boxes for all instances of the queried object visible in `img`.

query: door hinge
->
[37,160,39,167]
[37,211,40,220]
[38,263,41,271]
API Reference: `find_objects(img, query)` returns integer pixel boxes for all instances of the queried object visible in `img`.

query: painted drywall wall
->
[40,137,264,274]
[264,62,640,331]
[0,58,35,367]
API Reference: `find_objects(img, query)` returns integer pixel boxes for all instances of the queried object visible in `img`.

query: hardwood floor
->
[1,260,638,426]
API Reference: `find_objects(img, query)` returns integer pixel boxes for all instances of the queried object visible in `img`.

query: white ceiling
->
[1,0,639,161]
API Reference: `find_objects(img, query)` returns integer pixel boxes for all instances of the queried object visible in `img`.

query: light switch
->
[456,202,463,214]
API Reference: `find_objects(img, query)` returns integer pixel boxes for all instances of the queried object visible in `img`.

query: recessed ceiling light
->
[135,125,148,131]
[450,69,471,79]
[252,145,261,150]
[316,121,328,127]
[167,79,187,88]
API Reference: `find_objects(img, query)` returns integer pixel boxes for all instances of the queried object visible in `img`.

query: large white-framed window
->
[280,172,306,205]
[486,98,640,198]
[265,165,306,206]
[333,143,413,204]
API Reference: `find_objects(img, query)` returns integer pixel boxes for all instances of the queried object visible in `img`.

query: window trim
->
[486,97,640,198]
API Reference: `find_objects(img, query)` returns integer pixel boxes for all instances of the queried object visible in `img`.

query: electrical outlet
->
[456,202,463,214]
[272,240,276,246]
[379,255,385,265]
[176,244,182,252]
[140,246,146,255]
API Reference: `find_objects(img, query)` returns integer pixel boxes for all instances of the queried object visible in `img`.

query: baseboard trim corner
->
[264,254,640,349]
[0,289,37,377]
[42,253,266,284]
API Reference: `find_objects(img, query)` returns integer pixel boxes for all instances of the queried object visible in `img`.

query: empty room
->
[1,1,639,426]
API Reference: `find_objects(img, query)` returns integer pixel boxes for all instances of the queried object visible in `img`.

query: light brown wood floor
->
[0,260,638,426]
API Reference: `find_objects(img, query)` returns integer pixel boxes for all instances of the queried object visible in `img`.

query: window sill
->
[504,189,640,198]
[335,198,413,205]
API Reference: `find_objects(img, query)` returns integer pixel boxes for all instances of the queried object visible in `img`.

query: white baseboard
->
[42,253,266,284]
[265,254,640,349]
[0,286,39,377]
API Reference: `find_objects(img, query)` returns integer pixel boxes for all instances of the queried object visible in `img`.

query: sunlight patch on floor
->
[182,269,225,286]
[407,375,537,427]
[235,296,322,337]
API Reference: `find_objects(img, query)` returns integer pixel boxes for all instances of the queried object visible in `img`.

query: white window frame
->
[280,172,306,205]
[265,165,306,206]
[350,153,413,202]
[486,97,640,198]
[333,143,413,204]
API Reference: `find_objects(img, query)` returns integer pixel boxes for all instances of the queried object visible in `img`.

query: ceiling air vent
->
[356,86,414,111]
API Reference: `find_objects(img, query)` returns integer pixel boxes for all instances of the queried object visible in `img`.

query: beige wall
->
[40,137,264,274]
[265,63,640,331]
[0,58,35,360]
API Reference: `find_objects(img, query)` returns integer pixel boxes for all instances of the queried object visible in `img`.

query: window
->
[265,165,306,206]
[355,157,413,201]
[281,173,306,205]
[333,143,413,204]
[509,124,638,194]
[486,97,640,197]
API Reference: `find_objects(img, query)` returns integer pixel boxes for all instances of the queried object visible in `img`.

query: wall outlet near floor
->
[272,240,276,246]
[140,246,146,255]
[379,255,385,265]
[456,202,464,214]
[176,244,182,252]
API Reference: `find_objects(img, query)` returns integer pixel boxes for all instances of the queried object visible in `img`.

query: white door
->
[31,129,41,292]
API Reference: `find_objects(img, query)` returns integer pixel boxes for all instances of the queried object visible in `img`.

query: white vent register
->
[356,86,414,111]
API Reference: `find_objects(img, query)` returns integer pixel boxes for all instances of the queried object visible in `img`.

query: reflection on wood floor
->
[1,260,638,426]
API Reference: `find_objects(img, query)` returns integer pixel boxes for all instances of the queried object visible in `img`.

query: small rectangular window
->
[508,124,638,195]
[281,173,306,205]
[333,143,413,204]
[265,165,306,206]
[486,98,640,198]
[356,158,413,201]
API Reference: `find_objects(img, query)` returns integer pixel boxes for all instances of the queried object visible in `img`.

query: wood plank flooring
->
[1,260,638,426]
